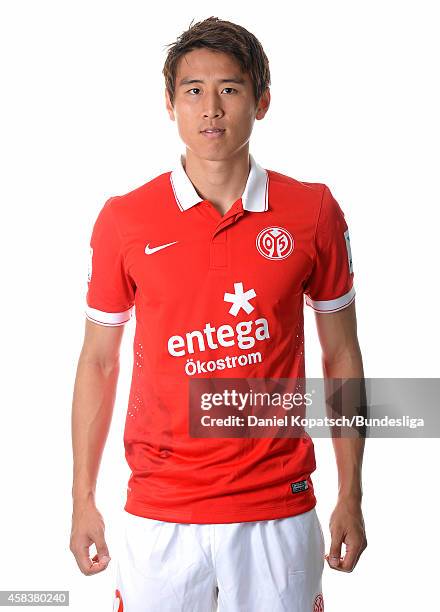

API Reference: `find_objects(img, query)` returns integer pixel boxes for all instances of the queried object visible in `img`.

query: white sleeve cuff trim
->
[85,305,133,326]
[305,286,356,313]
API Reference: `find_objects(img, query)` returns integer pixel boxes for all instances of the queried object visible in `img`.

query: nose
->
[203,91,224,120]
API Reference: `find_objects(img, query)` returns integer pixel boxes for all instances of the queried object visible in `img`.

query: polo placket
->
[206,199,245,269]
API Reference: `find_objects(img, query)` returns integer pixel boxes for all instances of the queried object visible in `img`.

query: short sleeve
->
[304,185,355,313]
[85,197,135,326]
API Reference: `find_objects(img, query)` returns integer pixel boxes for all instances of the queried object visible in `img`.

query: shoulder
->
[102,170,173,228]
[267,168,328,200]
[109,170,171,210]
[266,167,330,220]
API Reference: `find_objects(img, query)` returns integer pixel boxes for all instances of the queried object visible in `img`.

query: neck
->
[182,147,251,216]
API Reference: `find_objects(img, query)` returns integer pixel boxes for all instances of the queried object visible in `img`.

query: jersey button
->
[159,450,171,458]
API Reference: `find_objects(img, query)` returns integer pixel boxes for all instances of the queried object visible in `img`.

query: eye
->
[222,87,237,94]
[187,88,201,95]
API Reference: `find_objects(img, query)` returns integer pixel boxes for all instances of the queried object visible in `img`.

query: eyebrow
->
[178,77,246,86]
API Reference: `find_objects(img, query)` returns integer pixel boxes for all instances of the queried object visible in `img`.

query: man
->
[70,16,367,612]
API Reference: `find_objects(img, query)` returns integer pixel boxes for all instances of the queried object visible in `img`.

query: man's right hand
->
[69,498,111,575]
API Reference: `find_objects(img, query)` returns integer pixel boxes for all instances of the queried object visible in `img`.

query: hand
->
[325,497,367,572]
[69,498,111,575]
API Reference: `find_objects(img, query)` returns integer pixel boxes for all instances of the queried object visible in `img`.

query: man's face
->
[165,48,270,161]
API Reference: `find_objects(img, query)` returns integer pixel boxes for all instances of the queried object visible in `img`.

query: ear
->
[255,87,271,120]
[165,88,175,121]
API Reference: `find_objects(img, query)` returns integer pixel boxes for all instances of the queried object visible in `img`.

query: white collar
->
[170,153,269,212]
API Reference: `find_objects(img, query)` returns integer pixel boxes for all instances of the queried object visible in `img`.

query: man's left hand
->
[325,498,367,572]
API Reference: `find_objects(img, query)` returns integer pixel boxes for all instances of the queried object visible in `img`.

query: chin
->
[184,146,231,163]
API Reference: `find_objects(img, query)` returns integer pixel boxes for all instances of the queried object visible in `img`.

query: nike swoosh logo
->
[144,241,178,255]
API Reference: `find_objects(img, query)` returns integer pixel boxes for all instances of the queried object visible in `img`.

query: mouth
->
[201,128,226,139]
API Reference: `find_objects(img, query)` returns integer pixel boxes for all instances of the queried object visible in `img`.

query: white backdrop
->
[0,1,439,610]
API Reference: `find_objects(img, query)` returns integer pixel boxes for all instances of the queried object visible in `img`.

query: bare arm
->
[70,319,125,575]
[314,301,368,572]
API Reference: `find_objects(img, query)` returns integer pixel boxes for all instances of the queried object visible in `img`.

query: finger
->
[75,546,103,575]
[338,541,363,572]
[95,535,111,566]
[91,551,111,567]
[325,553,343,570]
[327,532,343,569]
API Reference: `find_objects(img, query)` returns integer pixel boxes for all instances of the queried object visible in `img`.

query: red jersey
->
[85,153,355,523]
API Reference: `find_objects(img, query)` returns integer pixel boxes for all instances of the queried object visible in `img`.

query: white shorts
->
[113,508,325,612]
